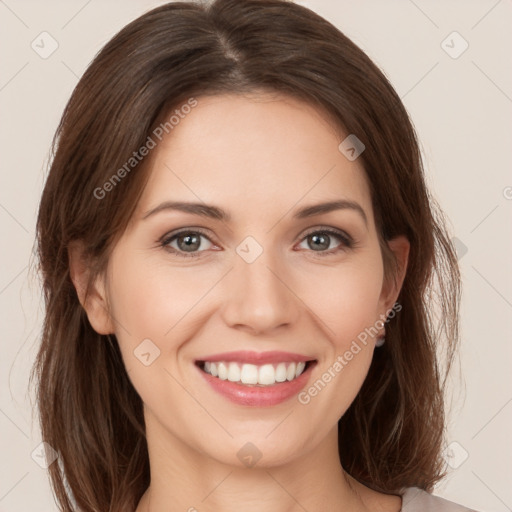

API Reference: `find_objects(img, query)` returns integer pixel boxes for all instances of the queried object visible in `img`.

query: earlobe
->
[68,241,115,335]
[379,235,410,313]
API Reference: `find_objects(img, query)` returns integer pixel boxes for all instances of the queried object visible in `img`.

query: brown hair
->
[30,0,461,510]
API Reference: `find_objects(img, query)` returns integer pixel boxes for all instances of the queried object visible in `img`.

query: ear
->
[68,241,115,335]
[377,235,410,316]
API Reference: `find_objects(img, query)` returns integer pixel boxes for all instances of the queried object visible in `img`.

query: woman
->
[31,0,480,510]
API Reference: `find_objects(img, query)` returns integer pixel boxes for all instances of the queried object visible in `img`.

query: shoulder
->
[401,487,481,512]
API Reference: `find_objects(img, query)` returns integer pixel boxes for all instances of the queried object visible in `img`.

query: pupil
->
[310,233,329,251]
[180,233,200,251]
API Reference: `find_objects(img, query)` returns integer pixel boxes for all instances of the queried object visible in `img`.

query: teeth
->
[240,363,258,384]
[259,364,276,386]
[227,362,241,382]
[275,363,287,382]
[286,363,296,381]
[217,362,228,380]
[201,360,309,386]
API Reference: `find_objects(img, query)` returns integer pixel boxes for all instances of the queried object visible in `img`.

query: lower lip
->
[196,362,317,407]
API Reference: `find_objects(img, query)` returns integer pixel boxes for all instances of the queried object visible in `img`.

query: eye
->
[296,227,353,256]
[159,226,354,259]
[160,229,215,258]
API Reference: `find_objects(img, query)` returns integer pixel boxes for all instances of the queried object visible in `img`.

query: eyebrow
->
[142,199,368,226]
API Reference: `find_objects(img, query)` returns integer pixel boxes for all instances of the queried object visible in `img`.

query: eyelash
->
[159,226,354,259]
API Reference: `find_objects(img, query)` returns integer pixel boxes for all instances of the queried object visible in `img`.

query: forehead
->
[136,93,373,227]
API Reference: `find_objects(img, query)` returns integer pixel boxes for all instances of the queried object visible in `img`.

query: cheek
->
[107,252,214,340]
[299,254,384,346]
[105,251,231,401]
[295,260,383,426]
[105,254,210,411]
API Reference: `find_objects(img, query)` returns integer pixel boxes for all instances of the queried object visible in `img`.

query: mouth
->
[195,359,316,386]
[194,351,318,407]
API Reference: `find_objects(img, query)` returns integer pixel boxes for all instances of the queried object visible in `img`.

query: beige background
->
[1,0,511,510]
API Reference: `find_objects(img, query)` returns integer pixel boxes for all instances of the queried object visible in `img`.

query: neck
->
[136,410,401,512]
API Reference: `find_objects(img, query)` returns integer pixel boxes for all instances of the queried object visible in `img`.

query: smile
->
[198,360,311,386]
[194,351,317,406]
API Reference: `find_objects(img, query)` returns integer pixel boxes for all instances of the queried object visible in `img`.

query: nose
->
[220,249,299,335]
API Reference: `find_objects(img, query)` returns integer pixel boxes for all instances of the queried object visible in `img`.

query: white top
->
[401,487,479,511]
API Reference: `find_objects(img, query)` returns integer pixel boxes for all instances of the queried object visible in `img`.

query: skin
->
[70,92,409,512]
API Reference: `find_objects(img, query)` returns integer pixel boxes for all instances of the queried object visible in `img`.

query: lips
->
[194,351,317,406]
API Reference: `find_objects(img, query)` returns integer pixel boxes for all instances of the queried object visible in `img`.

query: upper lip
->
[195,350,316,365]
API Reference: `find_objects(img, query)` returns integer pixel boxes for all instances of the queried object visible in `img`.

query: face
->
[82,93,408,468]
